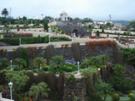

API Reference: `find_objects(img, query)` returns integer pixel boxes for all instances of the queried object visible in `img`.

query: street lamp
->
[10,60,13,71]
[77,61,80,74]
[8,81,13,100]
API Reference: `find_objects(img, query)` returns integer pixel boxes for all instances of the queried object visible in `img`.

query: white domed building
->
[60,12,69,21]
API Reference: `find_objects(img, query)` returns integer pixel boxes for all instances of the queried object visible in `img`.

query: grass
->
[106,95,129,101]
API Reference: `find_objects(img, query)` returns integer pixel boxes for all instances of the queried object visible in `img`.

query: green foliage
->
[14,58,27,70]
[81,66,97,76]
[105,22,113,29]
[0,38,19,45]
[96,31,100,38]
[95,80,113,101]
[62,64,76,72]
[111,93,120,101]
[81,55,109,68]
[29,82,50,101]
[32,57,46,70]
[71,43,81,61]
[121,48,135,65]
[66,74,76,83]
[50,36,71,42]
[128,92,135,101]
[1,8,9,18]
[128,21,135,30]
[110,64,134,93]
[16,48,29,68]
[21,36,49,44]
[0,36,72,45]
[82,18,93,23]
[0,36,49,45]
[5,70,29,93]
[85,74,103,101]
[43,19,49,31]
[45,45,55,64]
[0,58,9,70]
[49,55,65,73]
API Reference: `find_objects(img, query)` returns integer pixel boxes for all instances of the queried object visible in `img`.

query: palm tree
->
[29,82,50,101]
[49,55,65,73]
[14,58,27,70]
[1,8,9,33]
[33,57,46,70]
[0,58,9,70]
[1,8,9,18]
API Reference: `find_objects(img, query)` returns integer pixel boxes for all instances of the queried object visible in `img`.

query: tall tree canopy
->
[1,8,9,18]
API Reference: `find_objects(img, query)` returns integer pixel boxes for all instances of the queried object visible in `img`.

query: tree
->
[96,31,100,38]
[29,82,50,101]
[1,8,9,18]
[0,58,9,70]
[105,22,113,30]
[43,20,49,32]
[110,64,134,93]
[14,58,27,70]
[33,57,46,70]
[128,21,135,31]
[95,80,113,101]
[16,48,29,68]
[45,45,55,64]
[81,55,109,68]
[71,43,81,62]
[5,70,29,93]
[88,25,94,35]
[82,18,93,23]
[49,55,65,73]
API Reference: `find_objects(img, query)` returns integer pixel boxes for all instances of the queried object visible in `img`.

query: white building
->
[60,12,69,21]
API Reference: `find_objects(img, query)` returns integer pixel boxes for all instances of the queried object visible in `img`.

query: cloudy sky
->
[0,0,135,20]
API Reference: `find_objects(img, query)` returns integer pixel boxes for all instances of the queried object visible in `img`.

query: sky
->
[0,0,135,20]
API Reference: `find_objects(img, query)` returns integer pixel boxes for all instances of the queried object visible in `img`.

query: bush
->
[0,36,49,45]
[0,36,71,45]
[110,64,134,93]
[0,38,19,45]
[62,64,76,72]
[50,36,71,42]
[66,74,76,83]
[81,55,109,68]
[128,92,135,101]
[111,93,120,101]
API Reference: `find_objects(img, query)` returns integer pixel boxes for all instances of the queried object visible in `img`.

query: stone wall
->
[63,77,86,101]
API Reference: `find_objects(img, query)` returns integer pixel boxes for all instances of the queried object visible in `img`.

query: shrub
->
[111,93,120,101]
[81,55,109,68]
[128,92,135,101]
[0,38,19,45]
[0,36,49,45]
[110,64,134,93]
[62,64,76,72]
[66,74,76,83]
[50,36,71,42]
[71,43,81,62]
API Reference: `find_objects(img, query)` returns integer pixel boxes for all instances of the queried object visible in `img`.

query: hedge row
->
[0,36,71,45]
[50,36,71,42]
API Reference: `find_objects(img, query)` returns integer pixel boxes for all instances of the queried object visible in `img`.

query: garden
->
[0,41,135,101]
